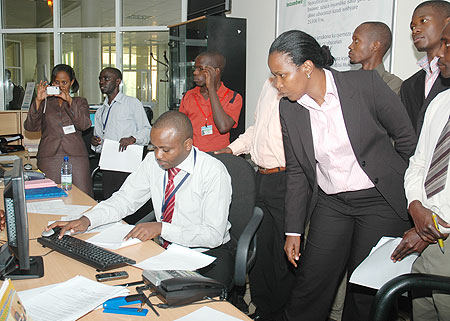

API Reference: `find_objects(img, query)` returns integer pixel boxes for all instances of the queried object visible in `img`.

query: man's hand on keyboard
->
[124,222,162,241]
[47,216,91,239]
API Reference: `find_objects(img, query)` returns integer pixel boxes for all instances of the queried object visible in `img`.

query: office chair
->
[369,273,450,321]
[209,153,263,304]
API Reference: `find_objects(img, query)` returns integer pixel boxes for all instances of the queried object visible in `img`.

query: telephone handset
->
[160,275,225,292]
[143,272,227,307]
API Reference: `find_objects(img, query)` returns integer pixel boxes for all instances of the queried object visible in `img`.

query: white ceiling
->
[3,0,182,28]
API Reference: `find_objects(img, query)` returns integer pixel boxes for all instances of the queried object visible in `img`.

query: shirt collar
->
[193,82,226,97]
[374,63,387,74]
[418,56,440,75]
[298,69,338,110]
[172,146,197,175]
[104,92,124,106]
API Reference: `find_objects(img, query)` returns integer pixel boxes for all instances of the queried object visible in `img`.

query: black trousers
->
[102,170,154,225]
[198,241,236,289]
[283,188,411,321]
[249,171,296,319]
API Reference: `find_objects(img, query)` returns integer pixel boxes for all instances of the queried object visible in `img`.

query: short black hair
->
[415,1,450,18]
[101,67,122,80]
[153,111,193,142]
[197,51,226,73]
[359,22,393,56]
[51,64,79,93]
[269,30,335,69]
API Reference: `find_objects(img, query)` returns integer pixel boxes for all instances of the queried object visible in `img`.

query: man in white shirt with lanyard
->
[391,21,450,321]
[53,111,235,287]
[91,67,151,201]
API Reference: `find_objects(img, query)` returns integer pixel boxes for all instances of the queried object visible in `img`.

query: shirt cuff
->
[161,222,182,243]
[285,233,301,236]
[228,139,247,155]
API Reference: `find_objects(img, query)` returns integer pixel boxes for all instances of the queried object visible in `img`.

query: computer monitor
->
[0,157,44,279]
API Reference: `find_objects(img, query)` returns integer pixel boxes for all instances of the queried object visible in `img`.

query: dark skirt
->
[37,153,93,197]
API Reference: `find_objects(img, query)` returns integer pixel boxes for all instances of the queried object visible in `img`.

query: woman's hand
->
[56,85,73,106]
[35,80,49,110]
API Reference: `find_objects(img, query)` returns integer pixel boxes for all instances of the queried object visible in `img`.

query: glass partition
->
[4,34,54,110]
[122,32,169,119]
[62,32,115,104]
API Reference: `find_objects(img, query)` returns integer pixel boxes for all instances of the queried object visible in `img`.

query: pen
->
[432,212,445,254]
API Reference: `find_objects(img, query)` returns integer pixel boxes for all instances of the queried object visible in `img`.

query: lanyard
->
[102,100,116,132]
[193,89,230,125]
[160,149,197,217]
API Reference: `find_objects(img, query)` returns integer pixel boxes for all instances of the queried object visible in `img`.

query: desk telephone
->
[142,270,227,306]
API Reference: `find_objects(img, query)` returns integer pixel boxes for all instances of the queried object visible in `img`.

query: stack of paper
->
[86,224,142,249]
[25,178,57,189]
[18,275,128,321]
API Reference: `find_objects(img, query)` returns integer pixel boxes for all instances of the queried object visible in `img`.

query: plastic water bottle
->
[61,156,72,191]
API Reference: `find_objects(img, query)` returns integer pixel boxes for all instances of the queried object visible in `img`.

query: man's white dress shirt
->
[92,92,151,152]
[84,147,232,249]
[405,89,450,226]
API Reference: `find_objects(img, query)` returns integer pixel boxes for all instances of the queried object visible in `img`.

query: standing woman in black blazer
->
[268,30,416,321]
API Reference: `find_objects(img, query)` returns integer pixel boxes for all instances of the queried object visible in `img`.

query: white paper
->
[135,243,216,271]
[21,275,128,321]
[99,139,143,173]
[349,237,419,290]
[86,224,141,250]
[175,306,243,321]
[27,199,92,216]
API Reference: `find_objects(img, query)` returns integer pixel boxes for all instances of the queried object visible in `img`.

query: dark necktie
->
[161,167,181,248]
[425,117,450,198]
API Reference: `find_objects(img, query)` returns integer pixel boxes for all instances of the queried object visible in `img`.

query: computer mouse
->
[41,227,61,237]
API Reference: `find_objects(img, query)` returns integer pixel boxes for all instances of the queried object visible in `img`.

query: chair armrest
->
[234,206,264,287]
[370,273,450,321]
[90,166,100,180]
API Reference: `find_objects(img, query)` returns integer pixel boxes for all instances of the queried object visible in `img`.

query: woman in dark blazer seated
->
[268,30,417,321]
[24,64,93,196]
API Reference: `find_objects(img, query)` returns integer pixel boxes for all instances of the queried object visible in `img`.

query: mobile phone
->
[46,86,60,95]
[95,271,129,282]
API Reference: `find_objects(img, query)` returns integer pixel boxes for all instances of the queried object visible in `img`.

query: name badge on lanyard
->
[62,125,76,135]
[201,124,213,136]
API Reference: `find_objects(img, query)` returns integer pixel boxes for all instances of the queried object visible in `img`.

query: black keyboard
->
[38,230,136,271]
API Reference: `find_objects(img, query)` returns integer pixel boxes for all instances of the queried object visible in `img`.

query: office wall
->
[392,0,423,80]
[228,0,276,129]
[230,0,429,129]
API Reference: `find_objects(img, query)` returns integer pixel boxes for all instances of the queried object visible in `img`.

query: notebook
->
[25,186,68,200]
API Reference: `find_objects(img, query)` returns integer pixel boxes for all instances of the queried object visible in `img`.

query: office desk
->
[11,186,250,320]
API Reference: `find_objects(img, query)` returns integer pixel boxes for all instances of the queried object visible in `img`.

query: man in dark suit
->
[400,1,450,135]
[268,30,417,321]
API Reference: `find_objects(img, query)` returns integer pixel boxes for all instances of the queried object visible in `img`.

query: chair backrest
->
[209,153,256,246]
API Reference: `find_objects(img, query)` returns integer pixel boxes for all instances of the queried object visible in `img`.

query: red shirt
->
[179,82,243,152]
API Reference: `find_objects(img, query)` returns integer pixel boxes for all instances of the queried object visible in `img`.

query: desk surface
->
[10,186,250,321]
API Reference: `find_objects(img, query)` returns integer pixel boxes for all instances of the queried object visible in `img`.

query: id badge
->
[201,125,213,136]
[62,125,76,135]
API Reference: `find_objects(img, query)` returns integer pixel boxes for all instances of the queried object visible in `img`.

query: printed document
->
[87,223,141,249]
[99,139,143,173]
[135,243,216,271]
[349,237,419,289]
[20,275,128,321]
